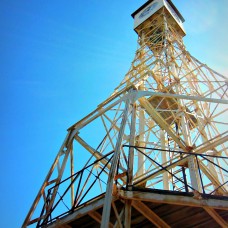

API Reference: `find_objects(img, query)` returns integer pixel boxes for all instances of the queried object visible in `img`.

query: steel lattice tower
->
[23,1,228,227]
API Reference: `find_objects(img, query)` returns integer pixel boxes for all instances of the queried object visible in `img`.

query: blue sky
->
[0,0,227,227]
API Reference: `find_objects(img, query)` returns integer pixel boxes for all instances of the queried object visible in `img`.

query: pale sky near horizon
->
[0,0,227,227]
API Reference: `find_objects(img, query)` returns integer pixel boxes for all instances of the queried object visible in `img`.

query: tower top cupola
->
[131,0,185,36]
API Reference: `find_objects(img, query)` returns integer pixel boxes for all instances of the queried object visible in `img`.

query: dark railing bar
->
[57,191,70,210]
[209,180,228,195]
[43,193,106,227]
[72,170,84,210]
[85,168,107,186]
[48,150,114,191]
[201,154,228,174]
[42,155,113,226]
[123,145,228,159]
[37,190,52,227]
[75,154,113,207]
[45,173,80,224]
[134,152,192,186]
[135,147,195,192]
[195,155,205,194]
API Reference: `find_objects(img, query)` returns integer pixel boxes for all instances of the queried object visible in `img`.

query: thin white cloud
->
[184,1,218,34]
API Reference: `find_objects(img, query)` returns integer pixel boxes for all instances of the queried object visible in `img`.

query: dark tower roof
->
[131,0,185,22]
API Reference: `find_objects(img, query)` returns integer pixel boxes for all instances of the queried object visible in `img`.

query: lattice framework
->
[22,6,228,228]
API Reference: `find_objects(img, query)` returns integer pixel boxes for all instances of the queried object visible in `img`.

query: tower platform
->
[44,189,228,228]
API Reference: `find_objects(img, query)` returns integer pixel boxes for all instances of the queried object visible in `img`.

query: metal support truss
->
[22,5,228,228]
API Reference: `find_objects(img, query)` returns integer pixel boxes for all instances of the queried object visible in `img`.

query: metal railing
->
[37,151,114,227]
[37,145,228,227]
[123,145,228,196]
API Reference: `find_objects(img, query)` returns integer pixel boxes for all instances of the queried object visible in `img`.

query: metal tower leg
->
[101,95,132,228]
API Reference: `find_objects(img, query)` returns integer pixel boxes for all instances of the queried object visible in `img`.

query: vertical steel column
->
[124,102,136,228]
[70,144,75,207]
[137,31,146,178]
[101,94,132,228]
[138,105,145,177]
[180,112,200,191]
[127,102,136,188]
[161,130,169,190]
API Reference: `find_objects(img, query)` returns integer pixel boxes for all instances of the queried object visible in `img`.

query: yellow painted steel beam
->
[132,201,171,228]
[136,91,228,105]
[204,207,228,228]
[88,211,113,228]
[120,190,228,210]
[138,97,187,150]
